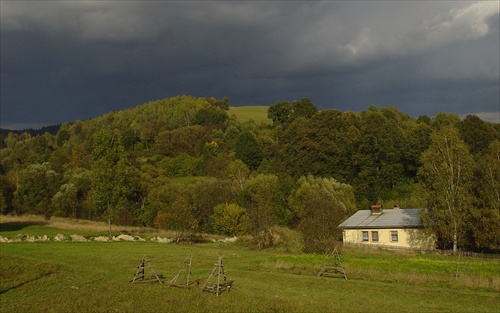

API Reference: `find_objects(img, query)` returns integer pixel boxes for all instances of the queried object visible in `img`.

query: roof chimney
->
[370,204,383,215]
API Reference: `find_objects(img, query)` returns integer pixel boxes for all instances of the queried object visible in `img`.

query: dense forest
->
[0,96,498,253]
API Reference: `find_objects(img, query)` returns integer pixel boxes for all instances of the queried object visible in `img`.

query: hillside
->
[1,95,499,253]
[0,124,61,137]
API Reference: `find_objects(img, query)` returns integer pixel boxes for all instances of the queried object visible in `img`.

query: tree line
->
[0,95,498,253]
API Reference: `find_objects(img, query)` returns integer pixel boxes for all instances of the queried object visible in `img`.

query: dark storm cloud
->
[1,1,499,129]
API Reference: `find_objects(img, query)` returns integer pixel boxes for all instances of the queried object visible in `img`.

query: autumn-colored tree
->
[211,203,251,236]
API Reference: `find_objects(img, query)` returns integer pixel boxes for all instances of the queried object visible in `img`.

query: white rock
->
[221,236,238,243]
[54,234,66,242]
[150,236,173,243]
[0,236,12,243]
[36,235,50,242]
[115,234,135,241]
[134,236,145,242]
[70,234,87,242]
[93,236,110,242]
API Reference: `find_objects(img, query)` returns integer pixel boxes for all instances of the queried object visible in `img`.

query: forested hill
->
[1,95,499,253]
[0,124,61,137]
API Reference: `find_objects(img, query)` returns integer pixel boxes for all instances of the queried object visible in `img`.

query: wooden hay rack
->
[318,247,347,280]
[130,255,164,284]
[201,256,233,295]
[169,252,200,289]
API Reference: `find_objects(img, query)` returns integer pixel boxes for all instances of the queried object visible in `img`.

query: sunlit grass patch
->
[228,106,271,125]
[1,216,499,312]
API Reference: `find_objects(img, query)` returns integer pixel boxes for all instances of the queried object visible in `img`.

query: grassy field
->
[1,217,499,313]
[228,106,271,125]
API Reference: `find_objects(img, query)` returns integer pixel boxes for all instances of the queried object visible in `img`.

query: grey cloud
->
[1,1,499,128]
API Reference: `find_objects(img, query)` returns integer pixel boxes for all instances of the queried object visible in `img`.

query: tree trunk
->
[453,221,458,255]
[108,213,112,239]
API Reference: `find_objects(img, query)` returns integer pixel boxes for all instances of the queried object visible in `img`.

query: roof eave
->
[338,225,423,229]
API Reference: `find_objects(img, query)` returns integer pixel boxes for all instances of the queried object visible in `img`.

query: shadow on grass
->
[0,221,48,232]
[0,271,53,295]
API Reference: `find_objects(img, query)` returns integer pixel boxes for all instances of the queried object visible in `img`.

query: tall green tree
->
[418,126,474,253]
[12,162,60,217]
[354,108,405,201]
[458,115,497,156]
[154,194,197,242]
[185,178,234,232]
[156,125,207,157]
[234,131,263,170]
[90,131,126,237]
[290,97,318,120]
[241,174,280,232]
[403,123,432,177]
[268,101,292,125]
[0,174,15,214]
[289,175,357,253]
[470,140,500,252]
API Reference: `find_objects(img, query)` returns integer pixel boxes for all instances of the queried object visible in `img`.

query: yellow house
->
[338,205,435,250]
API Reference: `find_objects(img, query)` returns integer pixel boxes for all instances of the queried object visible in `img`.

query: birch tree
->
[90,131,126,238]
[418,126,474,254]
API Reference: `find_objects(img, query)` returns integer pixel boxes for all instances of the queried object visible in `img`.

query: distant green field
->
[228,106,271,125]
[169,176,206,185]
[1,219,499,312]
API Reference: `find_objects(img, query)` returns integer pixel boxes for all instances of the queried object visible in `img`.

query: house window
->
[371,231,379,242]
[391,231,398,242]
[362,231,369,242]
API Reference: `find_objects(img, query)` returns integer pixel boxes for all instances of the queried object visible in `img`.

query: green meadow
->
[228,106,271,125]
[1,218,499,313]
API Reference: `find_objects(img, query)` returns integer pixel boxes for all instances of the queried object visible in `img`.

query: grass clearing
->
[1,216,499,312]
[169,176,207,185]
[228,106,271,125]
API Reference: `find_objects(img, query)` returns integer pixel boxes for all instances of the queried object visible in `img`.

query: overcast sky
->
[1,1,499,129]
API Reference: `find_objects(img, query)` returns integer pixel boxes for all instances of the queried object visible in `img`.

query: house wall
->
[342,228,434,250]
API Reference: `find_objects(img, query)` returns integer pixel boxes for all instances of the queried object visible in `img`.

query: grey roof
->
[338,209,423,229]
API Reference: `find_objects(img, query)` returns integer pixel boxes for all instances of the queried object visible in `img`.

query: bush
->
[211,203,251,236]
[247,226,303,253]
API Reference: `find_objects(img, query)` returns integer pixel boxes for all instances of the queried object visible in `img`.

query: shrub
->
[211,203,251,236]
[248,226,303,253]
